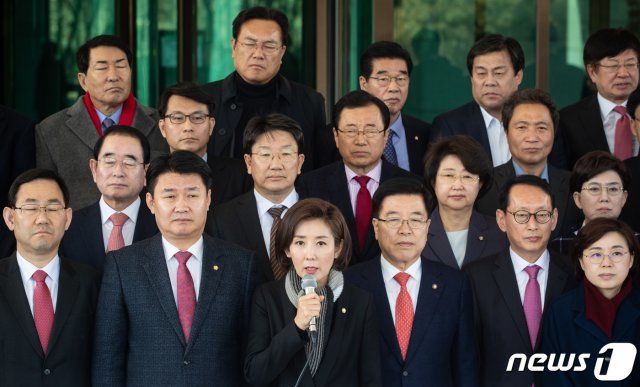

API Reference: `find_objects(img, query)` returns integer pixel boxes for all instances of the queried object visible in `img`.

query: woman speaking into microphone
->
[244,198,382,386]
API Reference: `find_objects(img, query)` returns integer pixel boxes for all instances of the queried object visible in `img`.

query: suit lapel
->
[327,163,359,253]
[402,116,425,173]
[464,212,493,265]
[131,103,157,137]
[470,102,492,156]
[572,287,610,343]
[492,251,532,350]
[580,96,609,152]
[66,99,100,150]
[236,192,269,258]
[426,210,459,268]
[47,258,80,355]
[85,203,107,262]
[0,255,45,357]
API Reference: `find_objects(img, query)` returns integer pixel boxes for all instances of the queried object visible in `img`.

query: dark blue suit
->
[345,257,480,386]
[92,234,257,387]
[541,283,640,387]
[422,208,507,269]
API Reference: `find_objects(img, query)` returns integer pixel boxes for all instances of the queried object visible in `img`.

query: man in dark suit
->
[0,105,35,258]
[201,6,326,172]
[206,113,305,284]
[346,178,479,386]
[60,126,158,270]
[560,28,640,168]
[430,34,524,167]
[464,175,576,387]
[476,88,579,239]
[620,90,640,232]
[36,35,167,209]
[158,82,252,206]
[298,90,418,265]
[93,151,257,387]
[1,168,100,386]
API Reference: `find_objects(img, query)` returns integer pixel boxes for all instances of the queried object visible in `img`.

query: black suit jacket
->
[345,257,480,387]
[207,155,253,207]
[0,106,35,258]
[475,160,579,239]
[297,160,419,265]
[463,249,576,387]
[559,94,610,169]
[244,280,382,386]
[0,254,100,387]
[202,72,327,172]
[620,156,640,233]
[60,200,158,271]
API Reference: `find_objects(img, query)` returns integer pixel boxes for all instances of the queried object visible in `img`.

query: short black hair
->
[332,90,391,132]
[232,6,289,46]
[583,28,640,70]
[499,175,555,211]
[466,34,525,75]
[502,88,559,132]
[76,35,133,74]
[570,151,630,194]
[93,125,151,164]
[242,113,304,155]
[8,168,70,208]
[158,82,215,117]
[359,41,413,78]
[423,135,494,199]
[146,150,213,196]
[372,177,430,219]
[626,88,640,119]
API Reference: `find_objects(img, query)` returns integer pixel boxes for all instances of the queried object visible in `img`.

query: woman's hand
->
[294,293,325,330]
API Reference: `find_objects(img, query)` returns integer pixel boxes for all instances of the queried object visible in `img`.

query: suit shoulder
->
[203,234,254,258]
[560,95,596,116]
[212,191,252,217]
[342,281,375,302]
[36,105,74,132]
[463,252,500,275]
[403,114,432,129]
[424,259,466,281]
[433,101,477,123]
[62,257,101,283]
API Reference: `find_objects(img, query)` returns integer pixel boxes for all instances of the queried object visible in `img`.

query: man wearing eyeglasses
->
[206,113,305,284]
[464,175,576,387]
[346,177,479,386]
[158,82,252,207]
[59,125,158,270]
[298,91,418,266]
[560,28,640,168]
[1,168,100,386]
[201,6,326,172]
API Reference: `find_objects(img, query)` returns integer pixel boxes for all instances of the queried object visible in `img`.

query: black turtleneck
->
[233,73,278,156]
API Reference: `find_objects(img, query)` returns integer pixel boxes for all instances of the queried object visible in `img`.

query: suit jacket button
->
[218,128,226,136]
[402,371,409,376]
[230,103,237,110]
[183,360,190,366]
[43,369,51,375]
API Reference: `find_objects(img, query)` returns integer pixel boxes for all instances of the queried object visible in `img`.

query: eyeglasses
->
[437,173,480,185]
[238,41,282,55]
[335,128,386,138]
[506,210,553,224]
[98,157,144,169]
[163,112,209,125]
[368,75,409,87]
[375,218,430,229]
[581,184,625,197]
[13,204,66,216]
[583,249,630,263]
[596,61,639,73]
[251,151,299,164]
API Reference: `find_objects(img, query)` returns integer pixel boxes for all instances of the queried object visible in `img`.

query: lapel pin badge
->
[432,283,438,290]
[414,135,419,141]
[213,265,219,271]
[341,307,347,314]
[478,235,484,241]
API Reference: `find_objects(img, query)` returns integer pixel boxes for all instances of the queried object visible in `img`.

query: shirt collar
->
[390,113,406,137]
[478,105,500,128]
[512,160,549,182]
[254,188,299,216]
[380,254,422,284]
[597,93,627,118]
[509,247,550,274]
[99,196,141,225]
[16,251,60,284]
[161,235,204,263]
[96,105,124,124]
[344,159,383,184]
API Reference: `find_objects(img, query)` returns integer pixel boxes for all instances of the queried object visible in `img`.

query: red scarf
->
[584,278,633,339]
[82,92,137,136]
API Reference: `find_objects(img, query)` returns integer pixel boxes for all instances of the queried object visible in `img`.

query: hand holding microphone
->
[294,275,324,333]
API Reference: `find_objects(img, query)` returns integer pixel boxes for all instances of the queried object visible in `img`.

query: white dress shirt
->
[345,160,382,215]
[16,252,60,315]
[99,196,141,251]
[380,256,421,325]
[254,189,299,257]
[597,93,639,156]
[162,236,204,303]
[479,106,511,166]
[509,247,550,310]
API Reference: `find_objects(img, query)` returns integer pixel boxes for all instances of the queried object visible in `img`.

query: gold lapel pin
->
[213,265,219,271]
[478,235,484,241]
[414,135,419,141]
[432,283,438,290]
[341,308,347,314]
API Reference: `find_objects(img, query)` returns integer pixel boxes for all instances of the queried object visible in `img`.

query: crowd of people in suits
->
[1,4,640,387]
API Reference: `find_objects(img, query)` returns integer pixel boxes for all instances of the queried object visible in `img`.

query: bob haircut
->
[569,151,630,194]
[571,217,639,280]
[423,135,493,199]
[274,198,352,273]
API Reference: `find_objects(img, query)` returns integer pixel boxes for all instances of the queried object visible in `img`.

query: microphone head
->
[301,274,317,289]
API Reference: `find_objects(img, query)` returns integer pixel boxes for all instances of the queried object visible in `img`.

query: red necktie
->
[613,106,633,160]
[523,265,542,348]
[175,251,196,343]
[268,206,287,280]
[394,272,414,360]
[32,270,54,354]
[106,213,129,252]
[354,176,372,250]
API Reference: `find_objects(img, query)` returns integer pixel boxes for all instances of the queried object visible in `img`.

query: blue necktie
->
[102,117,115,135]
[383,130,398,165]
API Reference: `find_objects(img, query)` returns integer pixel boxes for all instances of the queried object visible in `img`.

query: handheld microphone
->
[301,275,318,334]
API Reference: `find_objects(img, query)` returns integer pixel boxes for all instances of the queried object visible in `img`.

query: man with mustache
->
[36,35,167,210]
[464,175,575,386]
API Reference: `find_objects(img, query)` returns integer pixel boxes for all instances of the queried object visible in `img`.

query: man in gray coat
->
[35,35,167,209]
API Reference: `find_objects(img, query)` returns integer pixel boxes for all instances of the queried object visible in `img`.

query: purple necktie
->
[175,251,196,343]
[523,265,542,348]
